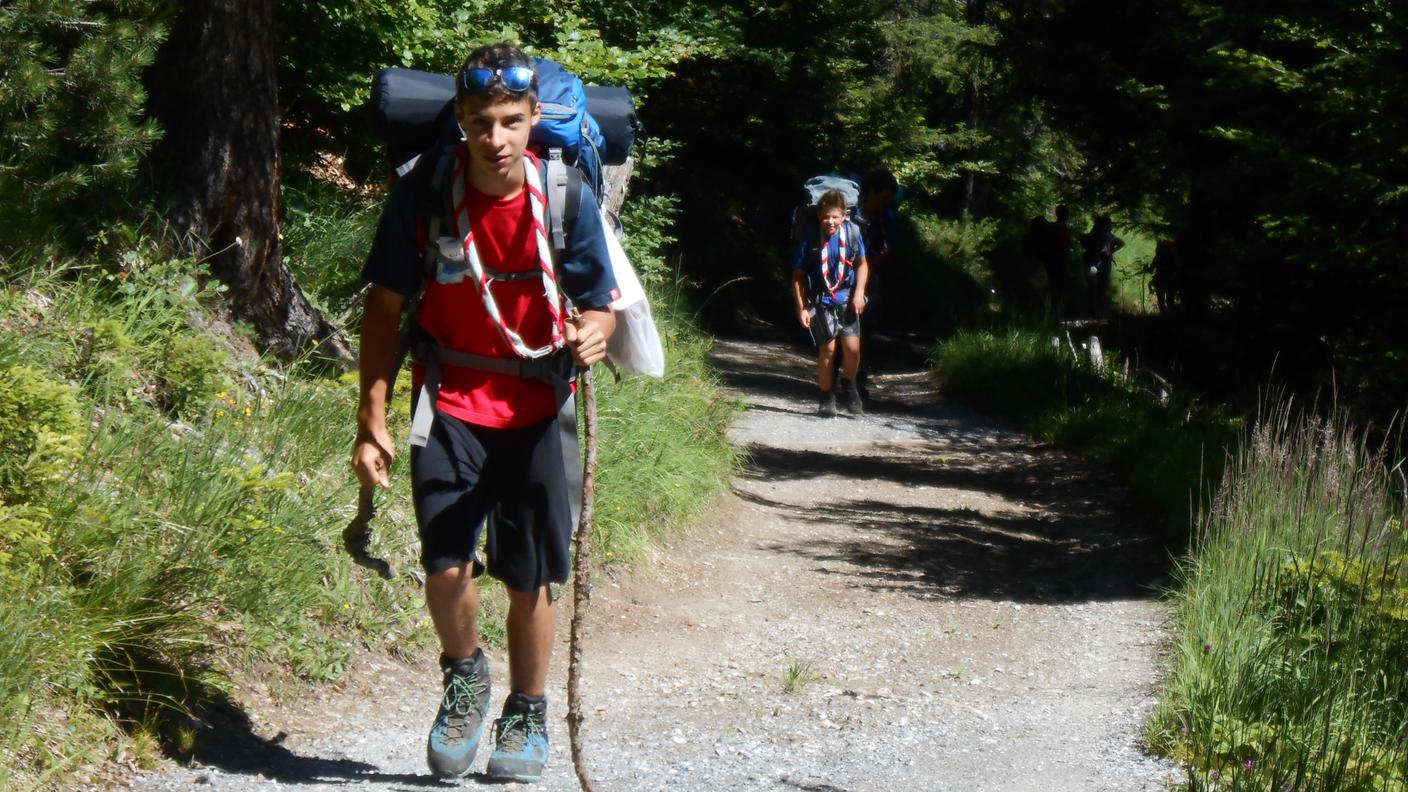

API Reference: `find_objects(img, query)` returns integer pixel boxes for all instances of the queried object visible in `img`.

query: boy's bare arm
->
[792,270,811,328]
[853,256,870,314]
[353,285,404,488]
[566,307,616,367]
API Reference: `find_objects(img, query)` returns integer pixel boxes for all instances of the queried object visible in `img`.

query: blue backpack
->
[529,58,606,199]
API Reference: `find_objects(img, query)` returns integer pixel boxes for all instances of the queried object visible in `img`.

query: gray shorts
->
[809,303,860,346]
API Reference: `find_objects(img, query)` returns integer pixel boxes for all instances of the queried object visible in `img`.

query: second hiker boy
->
[352,43,617,783]
[792,189,870,417]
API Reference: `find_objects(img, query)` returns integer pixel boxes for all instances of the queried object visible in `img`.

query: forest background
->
[2,1,1406,790]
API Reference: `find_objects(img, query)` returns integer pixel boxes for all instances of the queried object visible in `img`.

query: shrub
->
[153,332,229,418]
[68,318,142,403]
[0,365,82,502]
[0,2,171,250]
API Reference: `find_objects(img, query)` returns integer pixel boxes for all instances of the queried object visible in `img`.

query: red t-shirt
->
[412,158,560,429]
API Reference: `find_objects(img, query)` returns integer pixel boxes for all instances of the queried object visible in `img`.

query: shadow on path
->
[715,328,1169,606]
[166,697,448,788]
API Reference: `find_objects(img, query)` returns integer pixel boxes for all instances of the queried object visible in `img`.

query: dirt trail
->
[121,332,1178,791]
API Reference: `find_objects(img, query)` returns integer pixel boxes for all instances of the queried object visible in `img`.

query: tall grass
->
[593,289,740,563]
[280,175,380,322]
[1149,405,1408,790]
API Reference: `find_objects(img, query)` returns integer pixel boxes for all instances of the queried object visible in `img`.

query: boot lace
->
[437,667,487,741]
[493,711,546,754]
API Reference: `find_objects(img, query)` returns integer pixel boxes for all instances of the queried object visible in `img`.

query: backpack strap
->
[544,148,584,255]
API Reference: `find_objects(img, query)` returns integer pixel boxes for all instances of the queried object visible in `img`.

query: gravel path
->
[119,332,1180,791]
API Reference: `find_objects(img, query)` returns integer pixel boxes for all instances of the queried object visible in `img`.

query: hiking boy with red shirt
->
[352,43,616,783]
[793,189,870,417]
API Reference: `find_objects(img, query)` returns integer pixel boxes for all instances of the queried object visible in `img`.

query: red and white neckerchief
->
[449,148,565,358]
[818,223,853,299]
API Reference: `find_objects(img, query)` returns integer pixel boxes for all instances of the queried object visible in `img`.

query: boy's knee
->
[427,562,475,590]
[506,584,553,609]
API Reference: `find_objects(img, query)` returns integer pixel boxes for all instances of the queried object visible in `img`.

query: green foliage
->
[843,7,996,196]
[153,332,229,419]
[1107,225,1156,313]
[908,210,999,287]
[0,1,171,251]
[68,318,142,403]
[1007,0,1408,420]
[276,0,732,174]
[0,365,81,505]
[1150,407,1408,790]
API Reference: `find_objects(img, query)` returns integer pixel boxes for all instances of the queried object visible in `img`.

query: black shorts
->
[410,410,572,592]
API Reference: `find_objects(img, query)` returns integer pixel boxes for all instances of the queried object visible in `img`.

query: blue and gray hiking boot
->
[485,692,549,782]
[426,650,491,779]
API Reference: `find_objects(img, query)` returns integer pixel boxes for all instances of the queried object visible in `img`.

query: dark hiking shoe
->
[856,370,871,401]
[485,692,550,782]
[842,379,864,416]
[818,389,837,417]
[426,650,491,779]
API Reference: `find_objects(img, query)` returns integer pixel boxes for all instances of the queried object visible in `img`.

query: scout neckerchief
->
[449,148,565,358]
[818,223,853,300]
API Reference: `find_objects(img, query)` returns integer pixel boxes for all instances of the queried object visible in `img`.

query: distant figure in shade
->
[1149,239,1180,313]
[1021,215,1053,314]
[1081,215,1123,316]
[854,168,898,399]
[1046,205,1074,317]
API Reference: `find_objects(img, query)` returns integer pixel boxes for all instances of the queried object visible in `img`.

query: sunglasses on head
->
[459,64,536,95]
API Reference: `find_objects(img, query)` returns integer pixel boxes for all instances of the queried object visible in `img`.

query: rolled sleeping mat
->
[373,68,456,173]
[583,85,639,165]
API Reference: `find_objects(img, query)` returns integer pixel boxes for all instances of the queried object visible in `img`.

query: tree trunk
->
[600,161,634,218]
[148,0,353,367]
[960,0,989,220]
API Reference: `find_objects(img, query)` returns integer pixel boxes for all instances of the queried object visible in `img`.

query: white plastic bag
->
[601,208,665,379]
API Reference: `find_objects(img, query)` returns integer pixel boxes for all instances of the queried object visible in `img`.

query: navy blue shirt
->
[793,221,867,307]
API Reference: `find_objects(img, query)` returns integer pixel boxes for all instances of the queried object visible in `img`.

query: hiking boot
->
[426,650,491,779]
[817,389,837,417]
[856,370,871,401]
[485,692,550,782]
[842,379,864,416]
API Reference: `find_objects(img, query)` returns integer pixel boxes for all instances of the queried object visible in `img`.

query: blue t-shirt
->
[793,221,867,307]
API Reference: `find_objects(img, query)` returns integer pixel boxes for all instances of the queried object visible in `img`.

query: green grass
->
[1110,226,1157,314]
[593,293,740,563]
[932,327,1237,538]
[0,240,738,788]
[782,658,823,693]
[280,174,381,324]
[0,253,431,788]
[1149,404,1408,790]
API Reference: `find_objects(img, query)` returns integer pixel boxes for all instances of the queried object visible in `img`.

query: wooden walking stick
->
[567,159,633,791]
[567,365,601,792]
